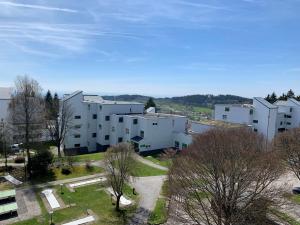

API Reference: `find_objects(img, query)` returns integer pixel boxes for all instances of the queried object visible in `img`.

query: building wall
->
[214,105,252,124]
[0,99,10,121]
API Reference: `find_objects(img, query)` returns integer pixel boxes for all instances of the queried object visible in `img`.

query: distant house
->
[62,91,191,154]
[0,87,13,121]
[214,97,300,140]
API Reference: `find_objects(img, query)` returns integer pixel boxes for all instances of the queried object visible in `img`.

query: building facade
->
[0,87,13,122]
[63,91,191,153]
[214,97,300,140]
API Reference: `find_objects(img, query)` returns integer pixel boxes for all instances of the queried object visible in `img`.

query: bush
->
[14,156,25,164]
[30,149,54,176]
[85,160,94,171]
[61,165,72,175]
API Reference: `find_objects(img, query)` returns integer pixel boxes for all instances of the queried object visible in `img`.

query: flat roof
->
[127,113,186,119]
[192,120,248,128]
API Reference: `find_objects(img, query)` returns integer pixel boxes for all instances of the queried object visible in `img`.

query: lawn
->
[271,209,300,225]
[285,193,300,205]
[148,198,167,225]
[13,183,138,225]
[71,152,105,162]
[131,160,168,177]
[144,155,172,168]
[31,165,104,184]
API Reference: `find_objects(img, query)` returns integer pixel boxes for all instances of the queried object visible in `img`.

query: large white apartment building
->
[63,91,191,153]
[215,97,300,140]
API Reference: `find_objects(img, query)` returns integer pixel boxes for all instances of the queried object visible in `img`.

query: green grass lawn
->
[31,165,104,184]
[131,160,168,177]
[148,198,167,225]
[14,183,138,225]
[144,155,172,168]
[271,209,300,225]
[285,193,300,205]
[71,152,105,162]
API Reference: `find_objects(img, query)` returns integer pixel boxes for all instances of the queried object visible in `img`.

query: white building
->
[214,97,300,140]
[0,87,13,121]
[63,91,190,154]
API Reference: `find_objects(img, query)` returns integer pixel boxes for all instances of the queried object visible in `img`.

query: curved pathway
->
[133,154,169,171]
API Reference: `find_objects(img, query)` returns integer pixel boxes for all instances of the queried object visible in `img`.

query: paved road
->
[128,175,167,225]
[133,154,169,171]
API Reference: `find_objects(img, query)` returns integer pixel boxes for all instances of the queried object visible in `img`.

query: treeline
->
[265,89,300,104]
[103,94,252,107]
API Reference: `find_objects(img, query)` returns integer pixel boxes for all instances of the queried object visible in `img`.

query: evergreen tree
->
[265,94,271,103]
[297,96,300,101]
[53,93,59,115]
[44,90,53,112]
[145,97,156,110]
[278,93,287,101]
[270,92,277,104]
[287,89,295,98]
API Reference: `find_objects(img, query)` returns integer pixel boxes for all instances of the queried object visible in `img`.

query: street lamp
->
[60,184,63,194]
[49,211,53,224]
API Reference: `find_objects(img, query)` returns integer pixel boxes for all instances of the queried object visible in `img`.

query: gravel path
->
[128,175,167,225]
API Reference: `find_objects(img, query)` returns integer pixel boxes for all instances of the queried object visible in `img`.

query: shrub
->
[61,165,72,175]
[85,160,94,171]
[14,156,25,164]
[30,149,54,176]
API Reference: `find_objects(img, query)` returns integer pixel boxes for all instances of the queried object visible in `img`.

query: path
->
[128,175,167,225]
[133,154,168,171]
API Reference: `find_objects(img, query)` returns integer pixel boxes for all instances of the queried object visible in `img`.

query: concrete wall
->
[214,104,252,124]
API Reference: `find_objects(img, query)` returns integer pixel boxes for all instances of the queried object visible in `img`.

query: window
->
[222,115,227,120]
[88,104,90,110]
[153,122,158,126]
[105,116,110,121]
[133,119,138,124]
[92,133,97,138]
[118,137,123,143]
[140,130,144,138]
[172,119,175,127]
[254,128,258,132]
[280,121,283,126]
[74,115,81,119]
[93,114,97,119]
[253,120,258,124]
[99,105,102,110]
[105,135,110,140]
[74,144,80,148]
[74,134,80,138]
[290,108,293,113]
[284,114,292,118]
[75,125,81,129]
[250,109,253,115]
[99,124,102,129]
[119,117,124,123]
[175,141,180,149]
[225,107,230,112]
[125,128,129,134]
[112,126,115,132]
[287,122,291,125]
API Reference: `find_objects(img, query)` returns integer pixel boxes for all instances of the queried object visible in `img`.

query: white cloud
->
[0,1,78,13]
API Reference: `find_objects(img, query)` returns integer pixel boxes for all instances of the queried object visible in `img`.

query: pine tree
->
[278,93,287,101]
[145,97,156,110]
[287,89,295,98]
[270,92,277,104]
[53,93,59,116]
[44,90,53,112]
[265,94,271,103]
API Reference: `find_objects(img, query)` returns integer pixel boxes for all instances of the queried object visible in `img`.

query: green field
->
[131,160,168,177]
[144,155,172,168]
[148,198,167,225]
[71,152,105,162]
[13,183,138,225]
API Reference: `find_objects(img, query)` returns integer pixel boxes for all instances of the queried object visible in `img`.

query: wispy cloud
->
[0,1,78,13]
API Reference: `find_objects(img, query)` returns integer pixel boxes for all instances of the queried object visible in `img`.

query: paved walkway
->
[128,175,167,225]
[133,154,168,171]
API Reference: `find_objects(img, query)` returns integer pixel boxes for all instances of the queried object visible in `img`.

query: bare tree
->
[169,128,284,225]
[104,143,135,211]
[274,128,300,181]
[8,75,45,177]
[45,99,73,158]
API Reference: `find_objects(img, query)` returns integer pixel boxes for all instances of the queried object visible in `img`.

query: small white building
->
[63,91,190,154]
[0,87,13,122]
[214,97,300,140]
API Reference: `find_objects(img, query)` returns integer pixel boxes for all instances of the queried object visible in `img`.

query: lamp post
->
[49,211,53,224]
[60,184,63,194]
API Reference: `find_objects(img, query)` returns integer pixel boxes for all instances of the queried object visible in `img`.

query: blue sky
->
[0,0,299,97]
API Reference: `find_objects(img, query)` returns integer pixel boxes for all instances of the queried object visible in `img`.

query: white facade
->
[63,91,189,153]
[0,87,13,121]
[214,97,300,140]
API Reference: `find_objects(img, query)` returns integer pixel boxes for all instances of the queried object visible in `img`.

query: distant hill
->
[102,94,252,108]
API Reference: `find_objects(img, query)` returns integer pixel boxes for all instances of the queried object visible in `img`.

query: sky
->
[0,0,299,98]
